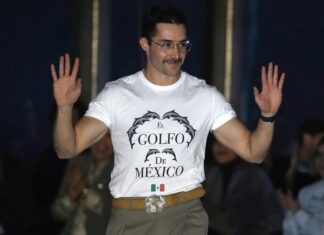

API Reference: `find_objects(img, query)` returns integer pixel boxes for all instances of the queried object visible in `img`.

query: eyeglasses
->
[151,40,192,53]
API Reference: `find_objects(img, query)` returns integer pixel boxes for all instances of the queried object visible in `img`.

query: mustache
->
[163,58,182,64]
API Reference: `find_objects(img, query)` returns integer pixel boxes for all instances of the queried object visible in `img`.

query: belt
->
[112,187,205,211]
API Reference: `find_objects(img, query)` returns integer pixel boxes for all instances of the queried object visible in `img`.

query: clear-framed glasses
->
[151,40,192,53]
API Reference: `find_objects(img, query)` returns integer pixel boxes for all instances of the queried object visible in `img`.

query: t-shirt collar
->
[138,70,185,91]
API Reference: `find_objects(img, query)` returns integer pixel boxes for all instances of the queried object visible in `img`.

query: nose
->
[170,44,181,58]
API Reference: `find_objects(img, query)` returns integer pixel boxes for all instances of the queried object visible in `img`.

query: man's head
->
[298,118,324,150]
[140,6,191,79]
[141,5,187,43]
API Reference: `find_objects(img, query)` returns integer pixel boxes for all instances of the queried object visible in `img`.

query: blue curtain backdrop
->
[0,0,323,233]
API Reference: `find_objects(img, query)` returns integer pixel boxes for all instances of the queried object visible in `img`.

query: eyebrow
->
[158,39,188,43]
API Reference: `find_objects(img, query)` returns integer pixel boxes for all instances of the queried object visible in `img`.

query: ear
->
[139,37,149,51]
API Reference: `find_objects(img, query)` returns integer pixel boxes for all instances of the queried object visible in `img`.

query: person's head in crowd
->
[90,132,113,164]
[211,137,237,165]
[298,118,324,151]
[286,118,324,196]
[314,137,324,178]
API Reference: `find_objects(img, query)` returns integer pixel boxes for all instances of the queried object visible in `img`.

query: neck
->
[143,68,181,86]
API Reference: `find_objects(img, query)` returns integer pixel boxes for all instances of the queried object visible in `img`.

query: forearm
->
[247,119,274,163]
[54,106,78,158]
[214,118,274,164]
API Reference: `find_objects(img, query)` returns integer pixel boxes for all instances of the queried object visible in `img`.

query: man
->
[50,5,285,235]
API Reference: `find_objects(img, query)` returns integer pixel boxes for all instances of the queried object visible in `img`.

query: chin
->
[165,69,181,77]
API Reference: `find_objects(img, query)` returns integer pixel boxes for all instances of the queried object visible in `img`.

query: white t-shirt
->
[85,70,236,198]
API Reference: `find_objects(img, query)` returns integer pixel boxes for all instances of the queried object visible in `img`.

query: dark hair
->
[298,118,324,145]
[141,5,187,43]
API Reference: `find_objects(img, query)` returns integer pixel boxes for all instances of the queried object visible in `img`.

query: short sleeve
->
[84,85,113,128]
[210,87,236,131]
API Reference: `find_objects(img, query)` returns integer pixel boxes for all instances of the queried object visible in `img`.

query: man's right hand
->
[51,53,108,159]
[51,53,81,107]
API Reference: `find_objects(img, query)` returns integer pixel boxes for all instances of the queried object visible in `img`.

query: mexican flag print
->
[151,183,165,192]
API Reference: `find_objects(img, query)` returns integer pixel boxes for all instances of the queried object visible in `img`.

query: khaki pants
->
[106,199,208,235]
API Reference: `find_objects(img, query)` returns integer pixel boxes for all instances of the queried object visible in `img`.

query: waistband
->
[112,187,205,210]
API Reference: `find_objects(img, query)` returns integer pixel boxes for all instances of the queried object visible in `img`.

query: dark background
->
[0,0,323,234]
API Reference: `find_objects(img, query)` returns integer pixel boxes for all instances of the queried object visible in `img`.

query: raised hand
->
[253,62,285,117]
[51,54,81,107]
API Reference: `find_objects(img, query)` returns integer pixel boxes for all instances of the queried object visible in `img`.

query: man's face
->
[143,23,188,78]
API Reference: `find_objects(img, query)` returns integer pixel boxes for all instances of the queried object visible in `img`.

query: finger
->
[278,73,285,90]
[267,62,273,84]
[59,56,64,78]
[71,57,80,80]
[65,53,70,76]
[261,66,268,89]
[50,64,58,81]
[273,64,279,85]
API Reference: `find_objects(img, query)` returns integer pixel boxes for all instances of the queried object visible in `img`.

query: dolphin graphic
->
[127,125,139,148]
[162,148,177,162]
[144,149,160,162]
[184,124,196,146]
[143,111,160,120]
[127,111,162,148]
[162,110,180,119]
[172,116,190,125]
[133,117,150,126]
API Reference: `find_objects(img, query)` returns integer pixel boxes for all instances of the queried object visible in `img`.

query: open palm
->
[253,62,285,116]
[51,54,81,107]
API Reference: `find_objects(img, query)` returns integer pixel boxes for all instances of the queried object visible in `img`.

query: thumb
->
[77,78,82,89]
[253,86,260,102]
[253,86,259,98]
[253,86,262,106]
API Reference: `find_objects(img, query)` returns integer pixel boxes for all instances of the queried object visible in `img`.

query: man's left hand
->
[253,62,285,117]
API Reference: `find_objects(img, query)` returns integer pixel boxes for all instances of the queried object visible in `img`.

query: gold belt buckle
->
[144,195,166,213]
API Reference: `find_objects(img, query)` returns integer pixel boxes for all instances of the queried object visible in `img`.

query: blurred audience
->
[26,101,87,234]
[282,137,324,235]
[277,118,324,215]
[285,118,324,198]
[51,133,114,235]
[202,135,284,235]
[0,145,32,234]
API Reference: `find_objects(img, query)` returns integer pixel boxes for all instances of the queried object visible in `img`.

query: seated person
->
[283,137,324,235]
[202,135,284,235]
[52,133,114,235]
